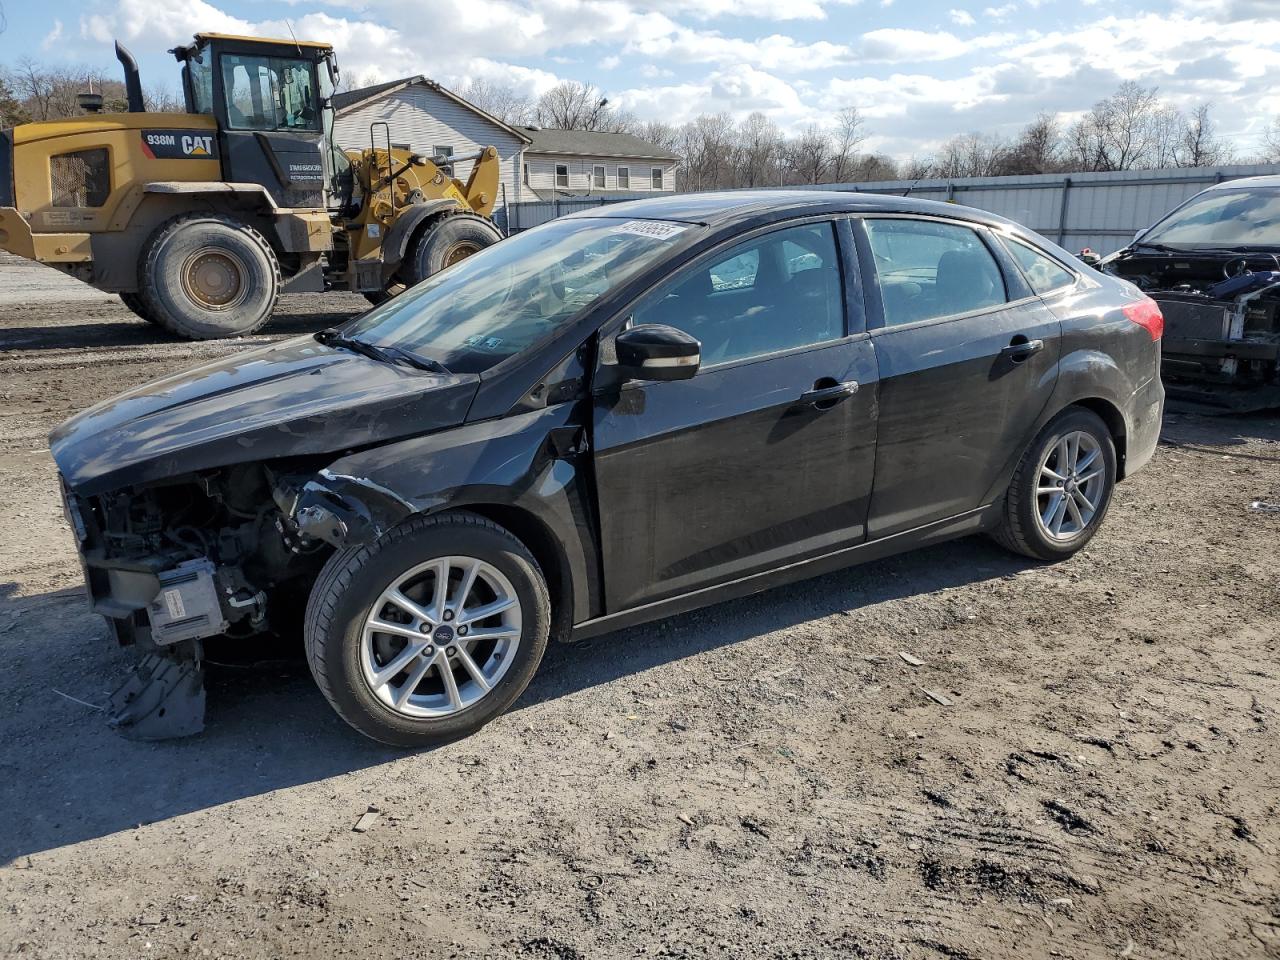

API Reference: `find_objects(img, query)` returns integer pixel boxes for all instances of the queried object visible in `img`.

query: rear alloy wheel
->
[992,407,1117,561]
[305,512,550,746]
[139,214,280,340]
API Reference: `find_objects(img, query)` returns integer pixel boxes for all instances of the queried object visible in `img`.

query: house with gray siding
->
[333,77,532,225]
[519,128,680,200]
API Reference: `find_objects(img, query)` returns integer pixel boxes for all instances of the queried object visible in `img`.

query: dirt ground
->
[0,251,1277,960]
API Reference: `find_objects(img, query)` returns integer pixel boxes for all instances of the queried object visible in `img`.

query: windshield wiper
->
[315,329,449,374]
[379,345,449,373]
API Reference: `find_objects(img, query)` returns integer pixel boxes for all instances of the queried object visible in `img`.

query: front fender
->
[293,404,601,624]
[381,199,462,272]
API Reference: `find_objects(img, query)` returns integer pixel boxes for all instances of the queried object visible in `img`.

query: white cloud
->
[599,55,621,70]
[627,29,852,71]
[949,8,976,25]
[42,20,64,49]
[983,3,1018,18]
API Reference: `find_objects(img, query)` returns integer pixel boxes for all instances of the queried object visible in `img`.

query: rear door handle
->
[1001,338,1044,362]
[800,379,859,406]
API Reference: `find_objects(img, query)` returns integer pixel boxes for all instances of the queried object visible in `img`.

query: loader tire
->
[403,213,502,286]
[139,214,281,340]
[118,292,162,326]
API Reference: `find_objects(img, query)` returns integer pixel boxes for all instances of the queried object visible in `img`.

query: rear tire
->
[403,213,502,286]
[991,407,1117,561]
[304,511,550,747]
[139,214,280,340]
[118,292,162,326]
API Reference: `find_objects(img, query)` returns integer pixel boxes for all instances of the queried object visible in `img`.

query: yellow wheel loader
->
[0,34,504,339]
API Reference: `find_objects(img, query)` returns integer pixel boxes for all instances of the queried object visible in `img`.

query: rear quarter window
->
[1003,236,1076,295]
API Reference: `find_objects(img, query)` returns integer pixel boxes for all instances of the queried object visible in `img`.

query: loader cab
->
[172,33,351,209]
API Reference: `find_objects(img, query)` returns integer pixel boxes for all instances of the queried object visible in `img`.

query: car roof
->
[1202,175,1280,192]
[561,189,1020,231]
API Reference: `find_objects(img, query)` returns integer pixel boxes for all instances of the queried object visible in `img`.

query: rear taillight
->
[1123,297,1163,341]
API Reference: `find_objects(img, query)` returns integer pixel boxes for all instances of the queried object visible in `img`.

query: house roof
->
[521,127,680,161]
[333,76,532,144]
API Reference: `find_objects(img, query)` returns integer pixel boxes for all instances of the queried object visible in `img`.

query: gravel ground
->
[1,252,1278,960]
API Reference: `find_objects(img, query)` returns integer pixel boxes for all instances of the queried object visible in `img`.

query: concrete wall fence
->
[504,163,1280,255]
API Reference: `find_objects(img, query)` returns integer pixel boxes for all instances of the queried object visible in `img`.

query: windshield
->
[344,217,695,374]
[1144,186,1280,249]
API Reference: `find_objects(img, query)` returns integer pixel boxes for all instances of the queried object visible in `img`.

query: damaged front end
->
[1099,178,1280,411]
[60,462,332,739]
[1108,253,1280,410]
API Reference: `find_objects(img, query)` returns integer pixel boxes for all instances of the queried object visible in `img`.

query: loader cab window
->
[183,54,215,115]
[219,54,320,132]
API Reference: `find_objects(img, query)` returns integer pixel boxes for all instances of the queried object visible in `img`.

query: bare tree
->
[1178,103,1232,167]
[934,132,1008,178]
[1067,81,1164,171]
[785,124,832,184]
[536,81,616,131]
[1263,116,1280,163]
[734,112,783,187]
[460,78,534,126]
[829,106,866,184]
[999,113,1061,175]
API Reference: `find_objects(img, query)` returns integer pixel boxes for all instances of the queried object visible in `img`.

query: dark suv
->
[51,191,1165,745]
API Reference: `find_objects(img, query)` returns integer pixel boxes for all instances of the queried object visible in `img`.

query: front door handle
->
[1001,338,1044,362]
[800,379,859,407]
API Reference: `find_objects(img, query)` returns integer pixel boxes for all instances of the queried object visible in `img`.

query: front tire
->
[139,214,280,340]
[992,407,1117,561]
[304,512,550,747]
[403,213,502,286]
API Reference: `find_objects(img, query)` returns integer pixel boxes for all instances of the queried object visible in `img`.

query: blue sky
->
[6,0,1280,158]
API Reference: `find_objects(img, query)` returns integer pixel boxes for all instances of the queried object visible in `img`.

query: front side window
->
[593,165,606,189]
[631,222,843,367]
[555,164,569,188]
[651,166,664,189]
[1003,236,1075,295]
[864,218,1007,327]
[345,217,694,374]
[617,166,630,189]
[220,54,319,131]
[50,148,110,207]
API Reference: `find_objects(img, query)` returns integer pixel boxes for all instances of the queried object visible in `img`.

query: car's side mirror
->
[1133,227,1148,243]
[615,323,700,382]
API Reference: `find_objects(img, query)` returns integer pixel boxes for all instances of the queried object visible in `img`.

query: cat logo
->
[141,130,219,161]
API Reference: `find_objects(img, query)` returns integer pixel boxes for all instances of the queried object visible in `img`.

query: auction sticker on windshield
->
[613,220,688,241]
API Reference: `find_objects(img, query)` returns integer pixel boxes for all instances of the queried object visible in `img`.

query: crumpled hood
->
[50,335,479,495]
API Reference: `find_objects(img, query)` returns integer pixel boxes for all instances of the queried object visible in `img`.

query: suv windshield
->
[1143,186,1280,249]
[344,217,695,373]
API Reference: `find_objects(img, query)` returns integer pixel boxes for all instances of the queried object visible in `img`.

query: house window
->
[651,166,664,189]
[523,162,529,184]
[433,145,454,175]
[555,163,570,188]
[617,166,630,189]
[593,164,606,189]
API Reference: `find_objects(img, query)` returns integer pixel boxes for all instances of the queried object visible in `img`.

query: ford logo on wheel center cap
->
[433,624,455,644]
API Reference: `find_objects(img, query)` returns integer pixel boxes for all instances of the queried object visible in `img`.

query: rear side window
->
[1003,236,1076,295]
[864,218,1007,327]
[632,222,843,366]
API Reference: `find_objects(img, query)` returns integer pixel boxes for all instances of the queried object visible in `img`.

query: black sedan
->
[50,191,1165,746]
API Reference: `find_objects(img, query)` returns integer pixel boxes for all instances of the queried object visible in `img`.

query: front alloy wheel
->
[361,556,522,717]
[305,512,551,747]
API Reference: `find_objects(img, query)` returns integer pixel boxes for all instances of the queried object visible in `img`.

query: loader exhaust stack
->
[115,41,145,113]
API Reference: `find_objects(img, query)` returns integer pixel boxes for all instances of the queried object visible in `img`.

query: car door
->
[591,220,879,613]
[857,216,1061,539]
